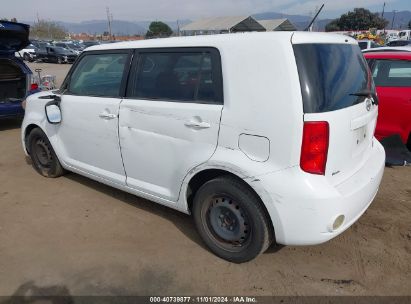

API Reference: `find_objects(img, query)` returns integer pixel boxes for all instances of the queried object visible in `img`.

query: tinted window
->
[358,42,367,50]
[293,44,371,113]
[69,53,128,97]
[127,50,222,104]
[373,59,411,87]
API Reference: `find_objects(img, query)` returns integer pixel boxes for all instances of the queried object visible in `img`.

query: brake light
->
[300,121,329,175]
[31,83,39,91]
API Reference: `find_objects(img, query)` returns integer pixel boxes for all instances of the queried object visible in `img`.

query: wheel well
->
[24,124,40,153]
[187,169,274,238]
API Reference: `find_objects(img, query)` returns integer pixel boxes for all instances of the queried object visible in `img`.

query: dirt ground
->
[27,62,72,87]
[0,62,410,296]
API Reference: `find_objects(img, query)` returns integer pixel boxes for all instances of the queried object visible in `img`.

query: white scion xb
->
[22,32,385,263]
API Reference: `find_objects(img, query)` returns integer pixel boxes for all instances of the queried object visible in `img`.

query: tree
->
[30,20,67,40]
[145,21,173,38]
[408,20,411,29]
[325,8,389,32]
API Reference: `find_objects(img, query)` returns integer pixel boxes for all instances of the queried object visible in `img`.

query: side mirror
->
[45,100,62,124]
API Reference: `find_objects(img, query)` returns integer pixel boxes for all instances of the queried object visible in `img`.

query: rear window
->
[293,44,371,113]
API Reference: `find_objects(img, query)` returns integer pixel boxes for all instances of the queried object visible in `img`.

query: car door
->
[119,48,223,202]
[58,51,131,185]
[371,59,411,142]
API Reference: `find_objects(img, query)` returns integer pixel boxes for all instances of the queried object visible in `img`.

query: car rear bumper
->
[0,102,24,118]
[257,138,385,246]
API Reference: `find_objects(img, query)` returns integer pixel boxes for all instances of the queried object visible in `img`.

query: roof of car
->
[84,32,357,52]
[363,51,411,60]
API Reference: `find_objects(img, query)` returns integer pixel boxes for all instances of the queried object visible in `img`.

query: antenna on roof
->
[304,3,324,31]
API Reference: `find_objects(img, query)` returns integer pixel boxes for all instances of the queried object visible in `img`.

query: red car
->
[364,52,411,150]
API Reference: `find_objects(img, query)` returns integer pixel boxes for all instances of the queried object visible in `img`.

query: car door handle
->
[99,113,117,120]
[184,120,211,129]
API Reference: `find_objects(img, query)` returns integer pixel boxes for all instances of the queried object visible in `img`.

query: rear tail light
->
[30,83,39,91]
[300,121,329,175]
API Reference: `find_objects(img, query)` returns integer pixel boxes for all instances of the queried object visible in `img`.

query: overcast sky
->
[2,0,410,22]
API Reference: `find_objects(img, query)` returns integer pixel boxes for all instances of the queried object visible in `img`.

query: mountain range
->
[24,10,411,35]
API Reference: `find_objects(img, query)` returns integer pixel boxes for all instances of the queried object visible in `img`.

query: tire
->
[28,128,65,178]
[192,175,273,263]
[407,134,411,152]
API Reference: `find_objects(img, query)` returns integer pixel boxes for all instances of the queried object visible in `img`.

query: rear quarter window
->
[372,59,411,87]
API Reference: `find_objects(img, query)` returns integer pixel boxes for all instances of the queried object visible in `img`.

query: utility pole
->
[391,10,397,30]
[381,2,386,34]
[106,7,113,40]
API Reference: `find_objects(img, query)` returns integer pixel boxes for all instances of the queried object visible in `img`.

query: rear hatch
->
[292,33,378,185]
[0,21,30,54]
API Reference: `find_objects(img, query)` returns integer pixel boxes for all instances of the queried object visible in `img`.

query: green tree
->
[325,8,389,32]
[30,20,67,40]
[145,21,173,38]
[408,20,411,29]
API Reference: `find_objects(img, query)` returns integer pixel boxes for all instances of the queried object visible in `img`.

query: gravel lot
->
[0,62,410,297]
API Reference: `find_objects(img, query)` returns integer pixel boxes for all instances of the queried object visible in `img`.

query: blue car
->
[0,21,39,119]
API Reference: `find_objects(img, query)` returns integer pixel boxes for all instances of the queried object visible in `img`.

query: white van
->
[22,32,385,263]
[398,30,411,41]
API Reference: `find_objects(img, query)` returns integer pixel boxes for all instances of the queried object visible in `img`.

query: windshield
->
[293,43,372,113]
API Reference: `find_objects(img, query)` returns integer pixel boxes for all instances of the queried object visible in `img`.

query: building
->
[181,16,265,36]
[258,19,297,31]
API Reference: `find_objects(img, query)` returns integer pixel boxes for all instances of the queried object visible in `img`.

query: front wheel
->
[193,176,273,263]
[28,128,65,178]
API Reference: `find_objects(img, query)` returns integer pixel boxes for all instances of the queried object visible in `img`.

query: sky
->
[2,0,410,22]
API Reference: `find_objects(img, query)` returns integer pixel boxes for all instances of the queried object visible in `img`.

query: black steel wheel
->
[193,175,273,263]
[28,128,65,178]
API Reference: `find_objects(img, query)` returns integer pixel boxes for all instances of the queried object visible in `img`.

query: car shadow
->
[0,118,22,131]
[0,281,73,304]
[64,173,284,256]
[64,173,208,251]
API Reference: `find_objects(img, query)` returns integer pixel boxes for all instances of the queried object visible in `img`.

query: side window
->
[373,59,411,87]
[127,50,222,104]
[68,53,128,97]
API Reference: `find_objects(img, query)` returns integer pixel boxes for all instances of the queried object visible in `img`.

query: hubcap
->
[34,139,52,167]
[208,197,249,245]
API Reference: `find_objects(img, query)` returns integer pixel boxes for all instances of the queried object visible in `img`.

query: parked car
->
[82,41,101,48]
[15,43,37,62]
[54,42,83,55]
[0,21,39,119]
[36,46,77,64]
[362,46,411,53]
[358,40,381,50]
[364,51,411,150]
[386,40,411,47]
[398,30,411,41]
[22,32,385,262]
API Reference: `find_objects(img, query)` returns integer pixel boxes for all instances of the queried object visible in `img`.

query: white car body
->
[22,32,385,247]
[15,44,36,61]
[398,30,411,41]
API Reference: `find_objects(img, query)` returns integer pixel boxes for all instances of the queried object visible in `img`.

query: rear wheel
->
[407,134,411,151]
[192,176,272,263]
[28,128,65,178]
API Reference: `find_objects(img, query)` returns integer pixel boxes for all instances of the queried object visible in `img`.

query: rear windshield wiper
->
[350,90,379,105]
